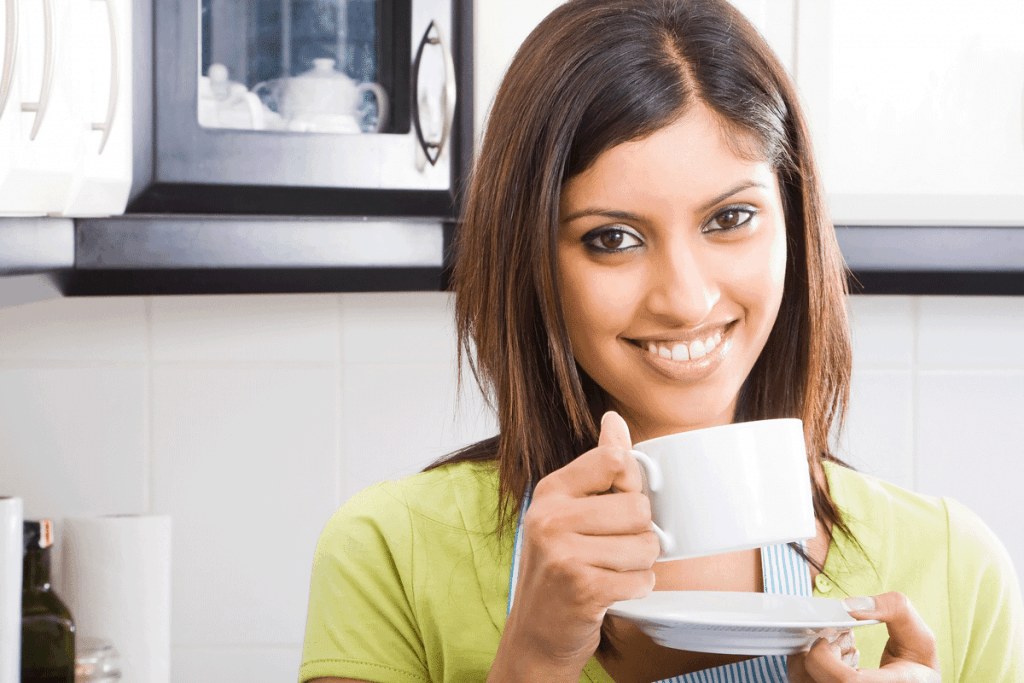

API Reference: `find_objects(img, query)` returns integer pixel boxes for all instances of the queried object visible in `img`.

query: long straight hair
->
[430,0,856,657]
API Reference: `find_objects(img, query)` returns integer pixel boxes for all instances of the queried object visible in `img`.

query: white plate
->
[607,591,880,656]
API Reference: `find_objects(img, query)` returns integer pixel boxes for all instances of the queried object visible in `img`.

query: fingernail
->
[843,596,875,612]
[601,412,611,426]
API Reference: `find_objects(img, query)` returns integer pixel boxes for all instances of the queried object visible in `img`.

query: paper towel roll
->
[0,497,23,683]
[61,515,172,683]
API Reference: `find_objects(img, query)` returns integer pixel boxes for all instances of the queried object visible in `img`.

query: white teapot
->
[252,58,389,134]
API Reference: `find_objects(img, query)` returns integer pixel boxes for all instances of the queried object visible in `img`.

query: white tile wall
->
[915,371,1024,580]
[151,296,341,363]
[844,295,1024,579]
[836,368,915,490]
[0,366,148,518]
[0,296,148,361]
[1,292,1021,683]
[0,292,496,683]
[150,365,340,647]
[171,646,305,683]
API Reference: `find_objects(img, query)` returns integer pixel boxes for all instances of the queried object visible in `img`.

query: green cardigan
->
[300,460,1023,682]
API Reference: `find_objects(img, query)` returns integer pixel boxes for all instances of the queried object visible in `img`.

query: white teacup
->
[629,418,815,561]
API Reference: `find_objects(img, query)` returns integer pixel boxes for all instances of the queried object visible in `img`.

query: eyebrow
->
[560,208,646,224]
[560,180,768,224]
[697,180,767,213]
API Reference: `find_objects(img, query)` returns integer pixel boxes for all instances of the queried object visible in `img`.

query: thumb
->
[843,592,940,670]
[599,411,633,450]
[801,636,851,683]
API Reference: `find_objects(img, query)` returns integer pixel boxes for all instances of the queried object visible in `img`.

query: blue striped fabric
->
[507,485,812,682]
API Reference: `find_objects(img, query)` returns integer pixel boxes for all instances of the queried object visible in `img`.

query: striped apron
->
[507,486,811,682]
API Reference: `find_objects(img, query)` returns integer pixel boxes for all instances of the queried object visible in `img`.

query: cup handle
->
[628,450,675,556]
[357,82,390,132]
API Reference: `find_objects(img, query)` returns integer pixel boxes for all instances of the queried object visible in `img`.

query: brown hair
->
[429,0,855,657]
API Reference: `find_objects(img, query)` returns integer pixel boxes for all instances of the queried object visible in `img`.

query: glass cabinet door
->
[198,0,408,136]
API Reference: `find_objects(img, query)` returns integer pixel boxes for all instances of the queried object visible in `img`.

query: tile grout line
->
[171,643,304,650]
[909,297,921,492]
[791,0,800,81]
[145,297,154,514]
[855,363,1024,373]
[336,294,345,508]
[148,360,338,369]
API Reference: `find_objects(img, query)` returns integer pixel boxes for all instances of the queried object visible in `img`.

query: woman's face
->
[557,105,788,442]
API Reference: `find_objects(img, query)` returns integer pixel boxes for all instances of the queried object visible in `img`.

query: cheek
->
[726,222,787,325]
[559,259,637,344]
[754,227,788,341]
[768,223,788,289]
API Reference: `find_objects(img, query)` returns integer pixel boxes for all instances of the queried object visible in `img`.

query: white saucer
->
[606,591,880,656]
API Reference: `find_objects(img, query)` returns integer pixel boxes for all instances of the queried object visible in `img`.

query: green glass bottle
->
[21,520,75,683]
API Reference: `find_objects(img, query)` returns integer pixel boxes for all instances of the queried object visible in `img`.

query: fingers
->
[800,635,856,683]
[598,410,632,449]
[843,592,940,670]
[538,444,644,497]
[525,494,658,569]
[599,566,657,604]
[788,629,859,683]
[537,411,643,497]
[570,530,662,572]
[564,491,653,535]
[835,631,860,669]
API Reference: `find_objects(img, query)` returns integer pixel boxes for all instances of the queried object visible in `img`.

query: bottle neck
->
[23,547,52,591]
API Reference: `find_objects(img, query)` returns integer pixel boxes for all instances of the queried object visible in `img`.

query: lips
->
[625,322,736,379]
[627,322,735,358]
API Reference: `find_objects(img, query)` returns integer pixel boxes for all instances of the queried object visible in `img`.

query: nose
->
[644,237,720,325]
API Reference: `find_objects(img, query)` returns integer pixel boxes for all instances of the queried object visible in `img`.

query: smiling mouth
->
[626,322,736,362]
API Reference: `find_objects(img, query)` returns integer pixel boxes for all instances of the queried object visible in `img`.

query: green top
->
[299,460,1024,682]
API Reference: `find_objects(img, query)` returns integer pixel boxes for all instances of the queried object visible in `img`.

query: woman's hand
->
[492,411,660,679]
[788,592,941,682]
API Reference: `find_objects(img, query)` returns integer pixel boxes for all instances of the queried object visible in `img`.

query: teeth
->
[646,331,725,362]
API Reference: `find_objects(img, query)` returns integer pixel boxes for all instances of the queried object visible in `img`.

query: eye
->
[582,226,644,253]
[706,206,757,233]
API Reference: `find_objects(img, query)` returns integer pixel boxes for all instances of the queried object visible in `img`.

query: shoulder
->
[823,461,947,528]
[302,463,504,683]
[822,463,952,581]
[319,460,502,547]
[823,464,1024,678]
[822,462,1015,573]
[942,502,1024,680]
[942,497,1021,603]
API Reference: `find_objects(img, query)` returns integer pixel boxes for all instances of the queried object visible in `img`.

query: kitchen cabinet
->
[1,0,80,215]
[0,0,132,217]
[2,0,471,296]
[130,0,471,218]
[795,0,1024,227]
[63,0,133,215]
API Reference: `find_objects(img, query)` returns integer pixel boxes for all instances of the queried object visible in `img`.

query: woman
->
[299,1,1023,681]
